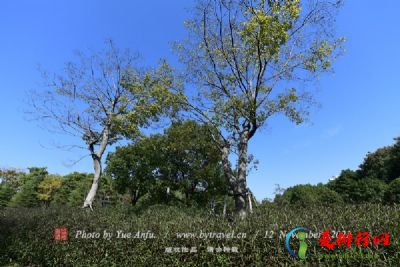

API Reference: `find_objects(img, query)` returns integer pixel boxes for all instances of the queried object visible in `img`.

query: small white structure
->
[329,175,339,182]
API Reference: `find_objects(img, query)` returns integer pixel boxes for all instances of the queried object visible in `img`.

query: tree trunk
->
[131,189,140,206]
[83,155,101,210]
[235,129,249,219]
[223,195,227,217]
[209,198,216,214]
[219,131,250,218]
[221,144,236,191]
[248,191,253,214]
[82,124,110,210]
[185,191,191,206]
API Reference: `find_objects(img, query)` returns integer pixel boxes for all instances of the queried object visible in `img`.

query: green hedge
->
[1,204,400,266]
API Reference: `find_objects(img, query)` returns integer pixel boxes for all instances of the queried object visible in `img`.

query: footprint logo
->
[285,227,309,260]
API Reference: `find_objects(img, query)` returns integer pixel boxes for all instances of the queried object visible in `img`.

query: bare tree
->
[28,40,182,209]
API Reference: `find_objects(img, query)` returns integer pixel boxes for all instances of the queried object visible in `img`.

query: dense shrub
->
[384,178,400,204]
[0,185,14,207]
[353,178,388,203]
[275,184,344,206]
[1,204,399,266]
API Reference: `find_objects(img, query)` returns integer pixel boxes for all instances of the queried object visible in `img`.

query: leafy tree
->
[327,169,359,202]
[0,168,26,207]
[106,136,161,206]
[158,121,228,207]
[357,147,393,183]
[352,178,388,204]
[97,175,119,207]
[0,184,15,207]
[37,175,63,207]
[29,41,182,209]
[327,137,400,204]
[0,168,25,191]
[52,172,93,207]
[106,121,230,208]
[9,167,48,207]
[328,171,388,204]
[389,138,400,180]
[384,178,400,204]
[275,183,343,206]
[176,0,344,217]
[357,137,400,184]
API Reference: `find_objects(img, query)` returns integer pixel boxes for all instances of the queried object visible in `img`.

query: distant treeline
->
[2,132,399,209]
[0,121,233,212]
[275,137,400,206]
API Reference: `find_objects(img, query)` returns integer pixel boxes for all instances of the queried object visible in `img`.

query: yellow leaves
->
[115,60,183,137]
[322,60,332,70]
[262,87,303,124]
[269,0,301,19]
[37,175,63,201]
[304,39,344,72]
[240,0,300,58]
[277,88,298,108]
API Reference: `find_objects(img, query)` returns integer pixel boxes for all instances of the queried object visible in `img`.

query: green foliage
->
[357,137,400,184]
[67,174,93,207]
[384,178,400,204]
[0,168,24,207]
[4,136,400,209]
[176,0,344,137]
[114,60,185,139]
[358,147,394,183]
[106,121,230,208]
[175,0,344,215]
[327,169,359,202]
[106,135,161,206]
[327,137,400,204]
[275,184,343,206]
[158,121,228,207]
[31,42,186,208]
[97,175,119,207]
[0,168,25,191]
[9,168,48,207]
[1,204,399,266]
[389,137,400,180]
[240,0,300,58]
[0,184,15,207]
[352,178,388,204]
[37,175,63,206]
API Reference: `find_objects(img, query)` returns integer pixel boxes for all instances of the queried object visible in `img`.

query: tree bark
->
[219,131,249,219]
[248,192,253,214]
[185,191,191,206]
[223,195,227,217]
[235,129,249,219]
[82,124,110,210]
[131,189,140,206]
[221,143,236,189]
[83,154,102,210]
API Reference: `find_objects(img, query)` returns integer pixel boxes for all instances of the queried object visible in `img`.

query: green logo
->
[285,227,309,259]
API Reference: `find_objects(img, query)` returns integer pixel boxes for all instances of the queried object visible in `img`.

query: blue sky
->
[0,0,399,201]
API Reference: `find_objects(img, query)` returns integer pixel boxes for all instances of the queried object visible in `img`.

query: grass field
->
[1,204,399,266]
